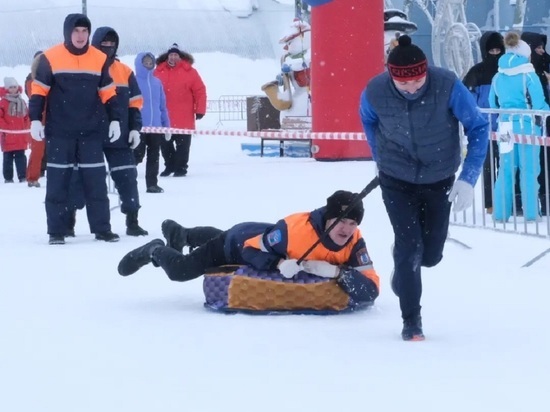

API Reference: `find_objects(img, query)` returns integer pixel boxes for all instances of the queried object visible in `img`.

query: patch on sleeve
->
[266,229,282,246]
[356,248,371,265]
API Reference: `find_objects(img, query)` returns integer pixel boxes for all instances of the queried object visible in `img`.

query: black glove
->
[196,113,205,120]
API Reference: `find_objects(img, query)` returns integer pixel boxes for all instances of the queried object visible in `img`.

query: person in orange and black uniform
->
[66,27,148,237]
[29,13,122,245]
[24,51,46,187]
[117,190,380,306]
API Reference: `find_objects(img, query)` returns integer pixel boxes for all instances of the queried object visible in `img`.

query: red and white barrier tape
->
[0,126,365,140]
[141,127,366,140]
[490,132,550,147]
[3,126,549,145]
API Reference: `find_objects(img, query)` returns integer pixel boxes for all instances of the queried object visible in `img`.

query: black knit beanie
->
[325,190,364,225]
[387,35,427,81]
[168,43,181,54]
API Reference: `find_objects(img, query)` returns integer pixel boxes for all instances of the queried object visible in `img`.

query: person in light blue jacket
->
[133,52,170,193]
[489,32,550,222]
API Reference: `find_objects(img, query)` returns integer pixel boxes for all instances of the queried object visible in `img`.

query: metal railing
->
[451,107,550,266]
[207,95,248,123]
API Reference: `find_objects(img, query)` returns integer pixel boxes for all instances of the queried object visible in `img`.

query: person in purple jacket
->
[133,52,170,193]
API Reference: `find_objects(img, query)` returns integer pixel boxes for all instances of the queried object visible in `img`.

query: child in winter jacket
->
[0,77,29,183]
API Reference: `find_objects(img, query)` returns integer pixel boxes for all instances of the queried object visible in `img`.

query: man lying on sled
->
[117,190,380,305]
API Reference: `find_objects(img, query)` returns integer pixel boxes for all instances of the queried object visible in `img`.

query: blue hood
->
[134,52,156,78]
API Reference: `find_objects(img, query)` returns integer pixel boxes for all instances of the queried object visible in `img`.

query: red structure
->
[306,0,384,160]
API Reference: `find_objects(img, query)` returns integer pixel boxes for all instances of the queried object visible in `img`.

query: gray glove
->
[448,179,474,213]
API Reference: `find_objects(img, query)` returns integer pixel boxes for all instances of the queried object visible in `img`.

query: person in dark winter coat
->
[521,31,550,215]
[29,13,122,245]
[66,26,148,238]
[360,35,489,341]
[155,43,206,177]
[133,52,170,193]
[117,190,380,307]
[463,31,504,213]
[0,77,29,183]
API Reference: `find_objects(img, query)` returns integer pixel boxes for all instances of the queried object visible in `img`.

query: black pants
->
[161,134,192,174]
[152,228,226,282]
[3,150,27,181]
[379,172,454,321]
[134,133,163,187]
[482,141,499,209]
[539,146,550,214]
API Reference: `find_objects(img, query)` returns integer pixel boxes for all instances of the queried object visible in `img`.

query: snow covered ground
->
[1,6,550,410]
[1,130,549,412]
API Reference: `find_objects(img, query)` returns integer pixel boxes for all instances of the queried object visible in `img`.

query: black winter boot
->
[161,219,189,252]
[49,234,65,245]
[118,238,165,276]
[159,168,173,177]
[146,185,164,193]
[126,211,148,236]
[95,231,120,242]
[401,315,425,341]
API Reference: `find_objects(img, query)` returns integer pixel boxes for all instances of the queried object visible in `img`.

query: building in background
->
[0,0,294,66]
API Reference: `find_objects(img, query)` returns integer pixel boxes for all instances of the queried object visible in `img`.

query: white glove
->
[108,121,121,143]
[448,179,474,213]
[164,132,172,142]
[128,130,141,149]
[278,259,304,279]
[30,120,44,141]
[302,260,340,278]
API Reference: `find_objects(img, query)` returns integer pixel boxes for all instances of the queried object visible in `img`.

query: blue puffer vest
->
[366,67,461,184]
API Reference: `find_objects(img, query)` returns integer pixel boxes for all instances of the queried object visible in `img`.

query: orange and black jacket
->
[239,207,380,303]
[91,26,143,148]
[29,14,120,139]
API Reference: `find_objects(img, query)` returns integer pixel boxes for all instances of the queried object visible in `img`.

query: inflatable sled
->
[203,265,373,315]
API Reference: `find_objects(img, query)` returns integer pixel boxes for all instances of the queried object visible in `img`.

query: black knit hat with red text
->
[387,35,428,81]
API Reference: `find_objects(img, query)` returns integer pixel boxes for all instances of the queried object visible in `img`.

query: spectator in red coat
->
[0,77,30,183]
[25,51,46,187]
[155,43,207,177]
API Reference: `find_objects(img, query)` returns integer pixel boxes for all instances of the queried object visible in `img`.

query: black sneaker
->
[27,181,41,188]
[159,169,173,177]
[95,231,120,242]
[146,185,164,193]
[49,235,65,245]
[401,316,425,341]
[117,238,165,276]
[173,170,187,177]
[66,229,76,238]
[161,219,188,252]
[4,179,14,183]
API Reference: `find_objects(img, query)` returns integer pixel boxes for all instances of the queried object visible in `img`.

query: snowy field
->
[1,133,549,411]
[0,9,549,409]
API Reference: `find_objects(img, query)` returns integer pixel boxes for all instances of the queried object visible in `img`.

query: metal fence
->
[451,107,550,265]
[207,95,248,123]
